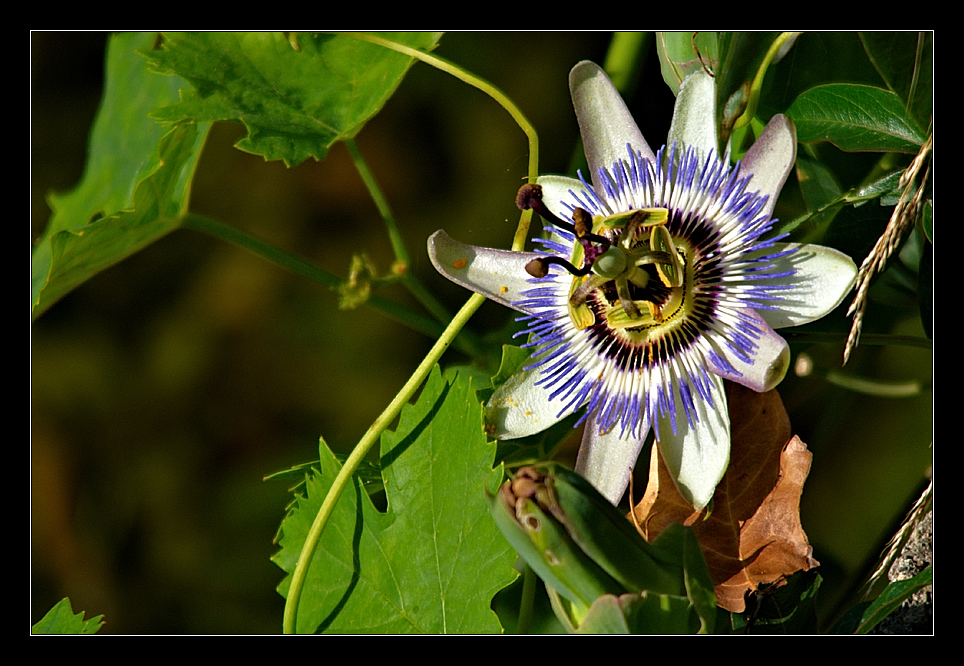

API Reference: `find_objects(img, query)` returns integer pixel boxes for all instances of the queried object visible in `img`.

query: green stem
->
[517,564,537,635]
[824,371,926,398]
[341,32,539,251]
[181,214,478,353]
[344,138,410,267]
[281,293,486,634]
[344,138,485,358]
[782,331,932,350]
[732,31,800,131]
[282,34,541,633]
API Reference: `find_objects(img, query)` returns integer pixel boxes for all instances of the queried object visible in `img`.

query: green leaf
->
[797,156,844,212]
[571,592,701,634]
[32,32,210,319]
[732,570,822,634]
[715,32,785,137]
[787,84,926,153]
[779,163,901,242]
[831,565,931,634]
[273,367,517,633]
[655,32,720,95]
[855,565,932,633]
[32,598,104,635]
[147,32,443,166]
[860,32,932,131]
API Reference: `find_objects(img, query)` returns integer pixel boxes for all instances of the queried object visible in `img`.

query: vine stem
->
[282,293,485,633]
[344,137,485,358]
[343,138,411,267]
[342,32,539,250]
[180,213,482,354]
[782,331,932,350]
[282,33,540,633]
[732,32,801,131]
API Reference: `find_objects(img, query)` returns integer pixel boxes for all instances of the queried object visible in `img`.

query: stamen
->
[571,208,612,248]
[570,273,608,306]
[525,256,592,279]
[631,250,676,268]
[517,184,578,236]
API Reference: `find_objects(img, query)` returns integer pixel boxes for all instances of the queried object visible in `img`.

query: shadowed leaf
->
[787,83,925,153]
[32,32,210,318]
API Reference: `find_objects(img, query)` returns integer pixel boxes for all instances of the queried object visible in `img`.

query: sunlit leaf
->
[787,83,925,153]
[32,598,104,635]
[147,32,443,166]
[32,32,210,319]
[272,367,517,633]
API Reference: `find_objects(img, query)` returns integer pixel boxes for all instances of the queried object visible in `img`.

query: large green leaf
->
[147,32,443,166]
[32,32,210,319]
[273,367,517,633]
[787,83,926,153]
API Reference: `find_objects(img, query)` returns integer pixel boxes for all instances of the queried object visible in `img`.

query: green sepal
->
[489,482,624,610]
[491,464,717,634]
[552,589,702,634]
[543,464,686,597]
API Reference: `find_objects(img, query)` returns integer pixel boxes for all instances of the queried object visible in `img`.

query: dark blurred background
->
[31,32,930,633]
[31,31,620,633]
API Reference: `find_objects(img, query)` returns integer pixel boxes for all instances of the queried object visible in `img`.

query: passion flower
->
[429,61,856,509]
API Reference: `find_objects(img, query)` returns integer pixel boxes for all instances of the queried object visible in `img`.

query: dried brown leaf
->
[632,382,819,613]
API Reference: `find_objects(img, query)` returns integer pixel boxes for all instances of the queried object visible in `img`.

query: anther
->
[571,208,612,248]
[516,184,580,236]
[525,256,592,279]
[516,183,543,211]
[572,207,592,238]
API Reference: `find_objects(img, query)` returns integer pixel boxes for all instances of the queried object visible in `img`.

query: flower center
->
[516,184,690,343]
[566,207,689,339]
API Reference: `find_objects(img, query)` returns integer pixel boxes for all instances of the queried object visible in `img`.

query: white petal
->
[569,61,655,191]
[709,308,790,392]
[536,175,589,219]
[656,373,730,510]
[667,69,719,161]
[485,364,579,439]
[757,242,858,329]
[737,114,797,219]
[427,230,537,314]
[574,411,649,505]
